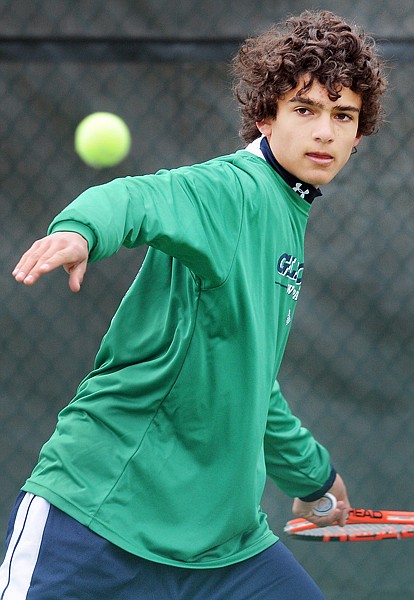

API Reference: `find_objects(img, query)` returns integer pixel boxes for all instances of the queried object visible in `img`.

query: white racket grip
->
[312,493,337,517]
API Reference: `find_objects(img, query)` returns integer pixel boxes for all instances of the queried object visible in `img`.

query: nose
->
[313,115,335,143]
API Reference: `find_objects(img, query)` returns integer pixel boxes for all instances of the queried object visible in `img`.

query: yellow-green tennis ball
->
[74,112,131,168]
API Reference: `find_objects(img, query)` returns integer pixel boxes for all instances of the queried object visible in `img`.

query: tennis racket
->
[285,503,414,542]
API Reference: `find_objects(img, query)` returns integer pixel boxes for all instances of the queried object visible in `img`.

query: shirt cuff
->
[299,466,337,502]
[48,220,96,253]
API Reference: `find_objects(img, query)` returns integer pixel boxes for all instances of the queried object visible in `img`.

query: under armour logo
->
[292,183,309,199]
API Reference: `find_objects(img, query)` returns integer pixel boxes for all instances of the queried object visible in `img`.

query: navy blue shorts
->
[0,493,325,599]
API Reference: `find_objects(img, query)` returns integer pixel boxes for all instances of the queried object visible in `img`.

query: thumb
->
[66,260,87,293]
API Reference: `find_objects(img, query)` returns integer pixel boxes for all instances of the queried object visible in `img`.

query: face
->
[256,79,362,187]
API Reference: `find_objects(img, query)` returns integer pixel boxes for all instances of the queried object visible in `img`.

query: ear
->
[353,131,363,149]
[256,120,272,137]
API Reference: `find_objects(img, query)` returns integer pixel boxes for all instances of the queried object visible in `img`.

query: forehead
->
[285,78,362,110]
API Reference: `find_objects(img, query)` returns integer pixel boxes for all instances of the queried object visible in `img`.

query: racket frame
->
[284,508,414,542]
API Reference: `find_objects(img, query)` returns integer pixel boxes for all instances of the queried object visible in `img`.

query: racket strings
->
[298,523,413,535]
[287,522,414,541]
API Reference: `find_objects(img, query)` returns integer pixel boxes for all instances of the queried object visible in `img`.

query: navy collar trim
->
[260,137,322,204]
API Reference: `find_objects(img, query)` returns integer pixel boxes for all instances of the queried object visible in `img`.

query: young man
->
[2,10,386,599]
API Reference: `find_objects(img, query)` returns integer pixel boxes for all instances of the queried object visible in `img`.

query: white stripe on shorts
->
[0,493,50,600]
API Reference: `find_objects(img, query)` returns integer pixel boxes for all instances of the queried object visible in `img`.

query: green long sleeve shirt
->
[23,148,331,567]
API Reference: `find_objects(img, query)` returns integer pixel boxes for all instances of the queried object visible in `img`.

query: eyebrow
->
[289,95,360,113]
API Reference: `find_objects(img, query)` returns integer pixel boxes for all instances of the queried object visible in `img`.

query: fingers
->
[12,232,89,291]
[13,238,55,285]
[67,261,87,293]
[311,502,348,527]
[292,496,349,527]
[326,474,351,525]
[336,501,350,526]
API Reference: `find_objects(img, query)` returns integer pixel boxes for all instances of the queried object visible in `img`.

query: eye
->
[335,113,353,121]
[295,107,312,116]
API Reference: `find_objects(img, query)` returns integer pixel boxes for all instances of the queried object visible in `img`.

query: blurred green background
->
[1,2,413,598]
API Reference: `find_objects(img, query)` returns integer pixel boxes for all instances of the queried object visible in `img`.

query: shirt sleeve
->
[264,379,332,498]
[48,161,244,287]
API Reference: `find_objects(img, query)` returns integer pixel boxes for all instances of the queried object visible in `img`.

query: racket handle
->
[312,493,337,517]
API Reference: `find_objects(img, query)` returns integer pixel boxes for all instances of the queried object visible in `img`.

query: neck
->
[260,137,322,203]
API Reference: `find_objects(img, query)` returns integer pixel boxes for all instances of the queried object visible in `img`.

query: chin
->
[308,174,336,187]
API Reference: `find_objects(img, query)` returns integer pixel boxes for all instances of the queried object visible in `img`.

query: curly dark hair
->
[232,10,387,143]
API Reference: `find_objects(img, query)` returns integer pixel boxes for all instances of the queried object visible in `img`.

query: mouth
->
[306,152,334,165]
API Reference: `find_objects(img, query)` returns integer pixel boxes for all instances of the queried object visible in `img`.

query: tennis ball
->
[74,112,131,168]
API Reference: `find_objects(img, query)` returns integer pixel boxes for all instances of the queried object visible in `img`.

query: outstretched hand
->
[292,473,350,527]
[12,231,89,292]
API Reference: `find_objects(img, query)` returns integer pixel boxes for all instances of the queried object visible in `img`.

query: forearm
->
[264,380,332,498]
[47,165,242,284]
[48,178,147,262]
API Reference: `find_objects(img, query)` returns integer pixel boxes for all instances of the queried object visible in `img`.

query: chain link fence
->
[1,2,414,598]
